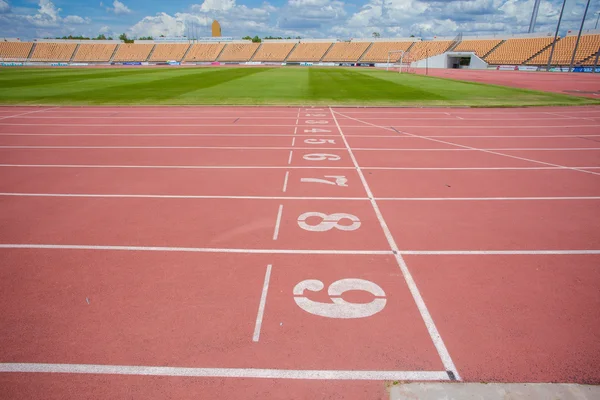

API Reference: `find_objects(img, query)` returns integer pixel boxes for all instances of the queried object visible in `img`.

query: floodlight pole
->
[547,0,566,71]
[569,0,592,72]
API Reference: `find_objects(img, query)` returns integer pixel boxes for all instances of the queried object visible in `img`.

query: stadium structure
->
[1,30,599,72]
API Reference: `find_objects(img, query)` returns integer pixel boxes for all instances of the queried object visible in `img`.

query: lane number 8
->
[297,212,360,232]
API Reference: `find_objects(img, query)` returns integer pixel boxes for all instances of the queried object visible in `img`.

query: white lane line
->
[330,107,461,381]
[350,148,600,151]
[3,146,599,151]
[288,150,293,165]
[364,166,600,170]
[334,111,600,177]
[0,145,344,150]
[0,244,393,255]
[13,116,320,120]
[377,196,600,201]
[2,123,598,128]
[546,112,594,121]
[2,193,599,202]
[0,193,367,201]
[294,127,298,134]
[282,171,289,193]
[13,115,591,121]
[2,133,598,138]
[0,107,59,121]
[0,164,356,170]
[401,250,600,255]
[273,205,284,240]
[0,133,336,137]
[0,363,450,381]
[253,264,272,342]
[1,164,599,171]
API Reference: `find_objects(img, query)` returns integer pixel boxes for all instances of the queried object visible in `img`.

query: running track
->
[0,105,599,399]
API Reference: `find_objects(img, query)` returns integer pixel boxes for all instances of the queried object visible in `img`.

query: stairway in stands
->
[482,40,505,60]
[523,40,557,65]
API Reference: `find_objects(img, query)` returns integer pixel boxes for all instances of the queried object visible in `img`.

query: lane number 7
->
[300,175,348,186]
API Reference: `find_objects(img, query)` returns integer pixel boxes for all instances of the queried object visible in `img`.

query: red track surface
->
[415,69,600,98]
[0,105,599,399]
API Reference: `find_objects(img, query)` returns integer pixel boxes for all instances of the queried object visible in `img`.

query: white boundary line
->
[0,244,598,256]
[377,196,600,201]
[0,107,58,121]
[287,150,293,165]
[282,171,289,193]
[333,111,600,177]
[10,115,598,121]
[252,264,272,342]
[0,193,367,201]
[329,107,461,380]
[0,363,450,380]
[401,250,600,255]
[1,164,599,171]
[2,133,598,138]
[1,193,600,201]
[3,107,596,114]
[2,145,598,151]
[0,244,393,255]
[273,205,284,240]
[0,164,356,170]
[2,123,598,128]
[0,145,347,150]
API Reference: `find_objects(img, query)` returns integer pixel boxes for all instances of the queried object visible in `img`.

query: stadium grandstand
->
[73,43,118,62]
[484,36,554,65]
[251,41,296,62]
[405,40,453,61]
[359,40,414,62]
[453,38,503,58]
[149,43,190,62]
[286,42,333,62]
[29,42,77,61]
[322,41,371,62]
[112,43,154,62]
[217,42,260,62]
[0,41,33,61]
[2,29,599,70]
[528,34,600,66]
[184,43,225,62]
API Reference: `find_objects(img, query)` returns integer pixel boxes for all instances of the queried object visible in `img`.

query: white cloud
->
[63,15,90,24]
[0,0,91,38]
[195,0,235,12]
[0,0,10,13]
[128,0,275,38]
[129,12,200,37]
[108,0,132,15]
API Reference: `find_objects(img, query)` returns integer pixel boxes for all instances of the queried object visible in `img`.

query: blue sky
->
[0,0,599,40]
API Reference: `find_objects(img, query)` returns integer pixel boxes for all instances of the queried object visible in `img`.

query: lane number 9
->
[293,279,387,319]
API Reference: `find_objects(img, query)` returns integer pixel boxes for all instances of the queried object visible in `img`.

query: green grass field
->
[0,66,597,107]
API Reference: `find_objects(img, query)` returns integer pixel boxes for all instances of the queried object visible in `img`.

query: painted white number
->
[300,175,348,186]
[297,212,360,232]
[304,139,336,145]
[305,114,326,117]
[303,153,341,161]
[306,120,329,125]
[304,128,331,133]
[293,279,386,319]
